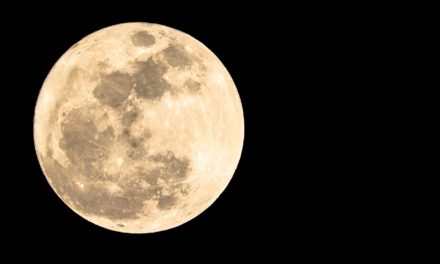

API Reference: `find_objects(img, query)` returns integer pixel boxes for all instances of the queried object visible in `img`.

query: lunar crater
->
[59,106,115,175]
[131,31,156,47]
[131,58,171,100]
[162,44,193,67]
[93,71,133,108]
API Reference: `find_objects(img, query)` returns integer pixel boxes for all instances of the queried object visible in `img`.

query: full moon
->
[33,23,244,233]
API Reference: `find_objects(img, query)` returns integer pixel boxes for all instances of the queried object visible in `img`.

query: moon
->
[33,22,244,233]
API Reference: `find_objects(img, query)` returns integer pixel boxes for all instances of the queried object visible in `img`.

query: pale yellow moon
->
[33,22,244,233]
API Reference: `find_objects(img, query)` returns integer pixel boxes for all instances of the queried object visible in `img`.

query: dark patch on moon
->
[93,72,132,108]
[184,79,202,93]
[148,152,191,211]
[149,151,190,181]
[122,128,130,137]
[131,58,171,100]
[129,139,140,148]
[93,50,195,105]
[131,31,155,47]
[127,136,148,160]
[96,60,110,72]
[148,151,191,182]
[43,149,192,220]
[117,121,151,160]
[80,185,134,219]
[134,151,192,211]
[90,188,142,220]
[67,67,83,84]
[141,168,161,186]
[157,194,178,210]
[59,106,114,176]
[162,44,192,67]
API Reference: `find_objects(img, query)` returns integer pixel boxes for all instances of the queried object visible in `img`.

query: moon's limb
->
[34,22,244,233]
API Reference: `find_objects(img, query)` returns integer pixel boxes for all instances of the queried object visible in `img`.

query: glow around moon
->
[33,22,244,233]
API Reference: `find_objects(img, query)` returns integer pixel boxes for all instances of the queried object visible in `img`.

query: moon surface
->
[33,22,244,233]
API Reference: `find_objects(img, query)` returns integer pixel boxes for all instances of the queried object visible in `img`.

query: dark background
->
[1,3,370,258]
[1,4,295,254]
